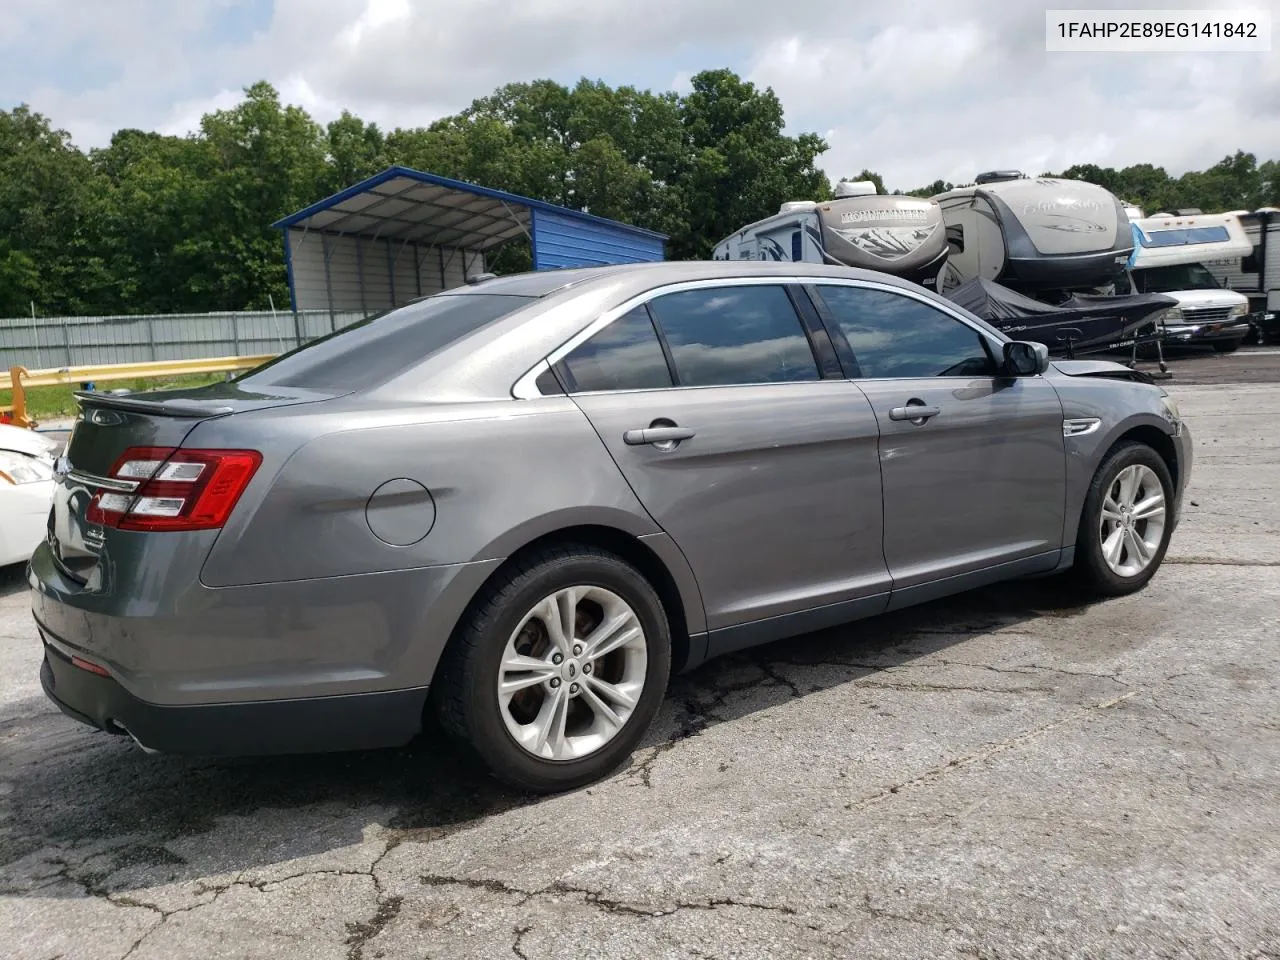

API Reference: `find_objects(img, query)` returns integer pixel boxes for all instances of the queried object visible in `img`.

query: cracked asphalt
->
[3,354,1280,959]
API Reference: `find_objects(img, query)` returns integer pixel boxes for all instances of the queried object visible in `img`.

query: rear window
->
[235,293,534,390]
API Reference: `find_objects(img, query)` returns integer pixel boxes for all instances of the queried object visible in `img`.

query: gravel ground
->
[2,356,1278,960]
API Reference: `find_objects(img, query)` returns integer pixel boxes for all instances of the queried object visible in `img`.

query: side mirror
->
[1003,340,1049,376]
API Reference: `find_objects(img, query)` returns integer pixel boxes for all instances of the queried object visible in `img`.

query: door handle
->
[889,404,940,423]
[623,426,696,446]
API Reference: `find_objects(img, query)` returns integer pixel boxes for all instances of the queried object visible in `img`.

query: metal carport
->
[273,165,668,319]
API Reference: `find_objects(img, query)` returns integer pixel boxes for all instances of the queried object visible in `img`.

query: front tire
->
[1212,340,1241,353]
[432,544,672,793]
[1072,441,1175,597]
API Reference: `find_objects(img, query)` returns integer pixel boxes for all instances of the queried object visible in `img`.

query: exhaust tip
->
[109,720,161,755]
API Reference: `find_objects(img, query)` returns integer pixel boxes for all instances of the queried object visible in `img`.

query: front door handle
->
[889,404,940,423]
[623,426,696,446]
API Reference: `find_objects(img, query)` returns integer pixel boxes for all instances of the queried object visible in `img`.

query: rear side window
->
[816,285,995,378]
[559,305,673,393]
[236,293,534,390]
[645,285,820,386]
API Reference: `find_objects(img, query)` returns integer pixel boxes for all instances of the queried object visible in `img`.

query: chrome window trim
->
[511,274,1011,399]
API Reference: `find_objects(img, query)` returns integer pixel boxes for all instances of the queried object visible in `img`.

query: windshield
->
[235,293,535,390]
[1132,263,1222,293]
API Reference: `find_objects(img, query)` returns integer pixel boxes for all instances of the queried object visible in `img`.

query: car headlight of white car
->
[1228,303,1248,319]
[1162,307,1184,324]
[0,449,55,485]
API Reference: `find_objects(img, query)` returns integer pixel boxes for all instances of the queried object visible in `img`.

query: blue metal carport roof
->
[273,165,667,313]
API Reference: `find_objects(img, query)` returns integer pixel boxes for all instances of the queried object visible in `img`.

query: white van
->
[1121,212,1253,353]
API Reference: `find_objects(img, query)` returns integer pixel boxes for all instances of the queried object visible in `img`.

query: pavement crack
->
[344,894,403,960]
[342,840,400,960]
[861,891,932,926]
[854,680,1053,695]
[846,691,1138,810]
[511,923,533,960]
[421,872,534,904]
[419,872,797,920]
[758,662,802,698]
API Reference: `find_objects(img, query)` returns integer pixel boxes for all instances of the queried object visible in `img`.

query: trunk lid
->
[50,382,336,583]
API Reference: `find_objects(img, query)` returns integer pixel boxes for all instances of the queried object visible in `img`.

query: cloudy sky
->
[3,0,1277,191]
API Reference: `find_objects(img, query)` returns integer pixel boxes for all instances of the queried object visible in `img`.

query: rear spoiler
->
[73,391,235,418]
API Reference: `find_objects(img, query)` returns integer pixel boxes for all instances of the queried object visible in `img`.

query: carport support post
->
[355,236,367,316]
[386,239,396,306]
[321,233,337,331]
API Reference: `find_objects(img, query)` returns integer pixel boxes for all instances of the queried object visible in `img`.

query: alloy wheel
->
[1098,463,1167,578]
[497,586,648,761]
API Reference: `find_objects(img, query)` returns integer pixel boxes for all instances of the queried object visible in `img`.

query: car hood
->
[0,423,57,459]
[1050,359,1157,383]
[1167,289,1248,309]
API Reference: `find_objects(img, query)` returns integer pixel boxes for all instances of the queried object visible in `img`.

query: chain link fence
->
[0,308,369,372]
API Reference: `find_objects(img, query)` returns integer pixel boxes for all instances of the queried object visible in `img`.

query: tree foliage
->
[1,74,1276,316]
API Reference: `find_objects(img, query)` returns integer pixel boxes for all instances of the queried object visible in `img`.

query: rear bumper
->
[38,630,427,755]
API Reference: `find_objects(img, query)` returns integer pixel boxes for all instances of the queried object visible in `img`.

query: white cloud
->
[3,0,1277,194]
[160,89,245,138]
[338,0,411,48]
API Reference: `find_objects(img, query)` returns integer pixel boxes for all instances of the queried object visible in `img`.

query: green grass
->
[1,373,226,422]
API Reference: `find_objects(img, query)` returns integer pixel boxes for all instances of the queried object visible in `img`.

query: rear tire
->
[1212,340,1241,353]
[432,544,671,793]
[1072,441,1175,597]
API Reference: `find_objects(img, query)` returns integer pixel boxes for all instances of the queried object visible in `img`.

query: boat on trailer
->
[932,171,1176,357]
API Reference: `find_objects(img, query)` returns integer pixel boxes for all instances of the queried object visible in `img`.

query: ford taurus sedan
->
[29,261,1191,792]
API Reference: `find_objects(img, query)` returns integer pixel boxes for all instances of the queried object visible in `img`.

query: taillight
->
[86,446,262,531]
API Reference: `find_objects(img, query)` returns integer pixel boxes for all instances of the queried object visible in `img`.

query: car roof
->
[440,259,929,300]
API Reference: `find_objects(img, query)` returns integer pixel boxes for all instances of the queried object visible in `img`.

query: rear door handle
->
[623,426,696,446]
[889,405,940,422]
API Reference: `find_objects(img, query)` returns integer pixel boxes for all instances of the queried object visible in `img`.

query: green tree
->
[904,179,954,198]
[0,105,110,315]
[194,81,328,309]
[89,128,220,312]
[322,111,388,194]
[671,69,830,259]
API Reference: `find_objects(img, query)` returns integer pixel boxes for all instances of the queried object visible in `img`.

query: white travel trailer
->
[931,171,1135,301]
[1119,211,1255,352]
[1203,207,1280,342]
[711,180,950,290]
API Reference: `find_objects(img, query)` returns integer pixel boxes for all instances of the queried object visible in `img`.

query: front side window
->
[816,285,996,379]
[559,305,673,393]
[645,285,820,386]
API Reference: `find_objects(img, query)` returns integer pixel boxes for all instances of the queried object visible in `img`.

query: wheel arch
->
[1109,423,1180,493]
[439,522,707,684]
[1061,410,1181,548]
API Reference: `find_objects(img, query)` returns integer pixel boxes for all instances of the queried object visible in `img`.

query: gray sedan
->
[29,261,1191,792]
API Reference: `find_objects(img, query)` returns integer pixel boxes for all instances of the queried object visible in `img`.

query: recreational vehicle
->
[1204,207,1280,343]
[711,180,949,289]
[1119,211,1254,352]
[931,172,1134,300]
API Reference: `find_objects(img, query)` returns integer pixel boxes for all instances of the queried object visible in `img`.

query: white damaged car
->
[0,424,57,567]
